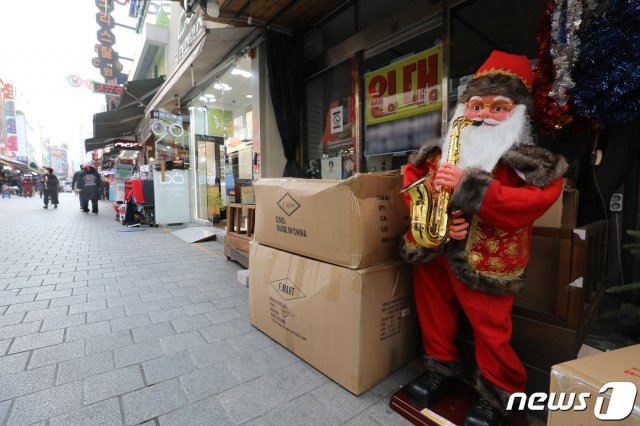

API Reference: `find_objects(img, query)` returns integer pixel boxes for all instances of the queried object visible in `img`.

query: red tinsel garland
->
[533,0,575,136]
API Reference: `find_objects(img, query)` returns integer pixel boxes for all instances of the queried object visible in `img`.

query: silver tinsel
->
[549,0,582,106]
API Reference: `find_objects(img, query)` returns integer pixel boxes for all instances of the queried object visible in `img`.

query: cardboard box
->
[248,242,418,395]
[534,187,579,229]
[547,345,640,425]
[253,173,408,269]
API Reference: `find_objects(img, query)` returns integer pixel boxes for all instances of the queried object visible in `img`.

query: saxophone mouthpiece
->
[472,120,483,126]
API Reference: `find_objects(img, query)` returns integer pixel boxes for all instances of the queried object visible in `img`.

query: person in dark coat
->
[71,164,84,210]
[78,164,102,214]
[42,168,59,209]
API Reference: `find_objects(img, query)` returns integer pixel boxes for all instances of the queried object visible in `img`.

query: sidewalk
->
[0,193,416,425]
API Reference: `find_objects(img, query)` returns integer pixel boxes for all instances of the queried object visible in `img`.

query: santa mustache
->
[473,117,502,126]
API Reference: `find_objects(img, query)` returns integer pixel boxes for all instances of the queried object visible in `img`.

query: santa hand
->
[434,163,464,191]
[448,210,469,240]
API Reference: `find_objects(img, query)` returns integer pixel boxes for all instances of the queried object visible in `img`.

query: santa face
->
[463,95,514,124]
[440,100,531,173]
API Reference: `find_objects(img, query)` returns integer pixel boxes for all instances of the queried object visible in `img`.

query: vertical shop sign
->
[3,83,17,157]
[365,45,442,126]
[93,0,123,109]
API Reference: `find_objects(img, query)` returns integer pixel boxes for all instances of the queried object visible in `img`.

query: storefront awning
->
[84,137,116,152]
[0,155,42,174]
[146,26,257,113]
[93,105,145,140]
[117,76,165,109]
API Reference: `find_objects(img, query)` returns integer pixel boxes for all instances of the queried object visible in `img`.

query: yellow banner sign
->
[365,45,442,126]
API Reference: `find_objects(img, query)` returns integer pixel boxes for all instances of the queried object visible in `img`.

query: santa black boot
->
[465,371,513,426]
[406,356,464,407]
[464,397,502,426]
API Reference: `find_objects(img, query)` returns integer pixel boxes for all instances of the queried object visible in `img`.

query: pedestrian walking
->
[42,168,59,209]
[71,164,84,210]
[22,176,33,197]
[78,164,101,214]
[102,178,110,200]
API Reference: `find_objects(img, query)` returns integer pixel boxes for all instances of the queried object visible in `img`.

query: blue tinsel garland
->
[572,0,640,124]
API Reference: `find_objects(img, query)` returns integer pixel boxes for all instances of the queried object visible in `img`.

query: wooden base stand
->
[224,203,255,268]
[389,380,529,426]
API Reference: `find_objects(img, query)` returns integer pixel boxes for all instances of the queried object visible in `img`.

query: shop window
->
[191,55,254,222]
[362,28,443,172]
[303,60,355,180]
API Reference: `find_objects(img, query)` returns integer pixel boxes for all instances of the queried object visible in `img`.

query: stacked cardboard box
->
[250,174,417,394]
[547,344,640,425]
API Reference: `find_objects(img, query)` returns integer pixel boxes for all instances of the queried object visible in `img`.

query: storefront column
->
[255,43,286,178]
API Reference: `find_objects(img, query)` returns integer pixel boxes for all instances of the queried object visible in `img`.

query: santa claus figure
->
[401,51,567,425]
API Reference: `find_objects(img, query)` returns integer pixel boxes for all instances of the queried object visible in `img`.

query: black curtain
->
[265,30,304,177]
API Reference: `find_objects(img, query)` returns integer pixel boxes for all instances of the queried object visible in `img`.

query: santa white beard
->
[439,104,533,173]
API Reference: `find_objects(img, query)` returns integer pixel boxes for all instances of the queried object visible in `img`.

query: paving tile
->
[0,293,35,306]
[122,378,188,425]
[7,380,83,426]
[183,302,216,316]
[244,393,341,426]
[86,306,126,323]
[49,398,122,426]
[0,312,25,327]
[160,330,207,353]
[9,329,64,354]
[4,300,50,315]
[216,376,291,424]
[0,364,56,400]
[29,339,85,369]
[115,339,165,368]
[69,300,107,315]
[311,382,379,422]
[107,295,141,308]
[111,313,152,332]
[198,322,244,343]
[131,322,176,343]
[226,344,299,383]
[0,320,42,340]
[66,320,111,341]
[22,306,68,322]
[158,396,232,426]
[0,400,11,425]
[227,330,274,353]
[204,308,244,324]
[84,365,145,405]
[86,330,133,355]
[149,306,187,324]
[142,350,197,385]
[0,351,29,375]
[41,313,86,332]
[170,314,212,333]
[35,289,73,301]
[49,294,87,307]
[179,363,238,402]
[213,296,246,309]
[17,285,55,295]
[56,351,114,384]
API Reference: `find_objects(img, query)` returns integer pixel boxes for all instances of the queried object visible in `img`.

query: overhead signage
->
[92,0,123,93]
[174,11,205,66]
[91,81,123,95]
[365,45,442,126]
[114,141,143,150]
[195,134,224,144]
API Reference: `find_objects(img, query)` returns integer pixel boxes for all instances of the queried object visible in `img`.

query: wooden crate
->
[224,203,255,268]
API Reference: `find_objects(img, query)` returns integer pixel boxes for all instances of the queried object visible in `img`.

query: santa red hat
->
[459,50,534,110]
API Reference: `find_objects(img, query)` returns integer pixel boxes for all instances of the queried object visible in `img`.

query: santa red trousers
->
[414,255,527,394]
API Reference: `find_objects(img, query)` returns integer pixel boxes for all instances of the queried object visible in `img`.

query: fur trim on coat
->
[399,235,444,264]
[473,370,513,414]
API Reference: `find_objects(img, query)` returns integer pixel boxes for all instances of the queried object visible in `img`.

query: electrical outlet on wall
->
[610,193,624,212]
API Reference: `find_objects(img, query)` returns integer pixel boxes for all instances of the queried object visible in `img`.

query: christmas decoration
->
[572,0,640,124]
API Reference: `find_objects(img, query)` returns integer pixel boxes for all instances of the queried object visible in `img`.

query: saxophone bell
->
[401,116,474,248]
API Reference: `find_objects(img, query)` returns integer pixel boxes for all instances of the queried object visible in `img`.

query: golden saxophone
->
[401,116,476,249]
